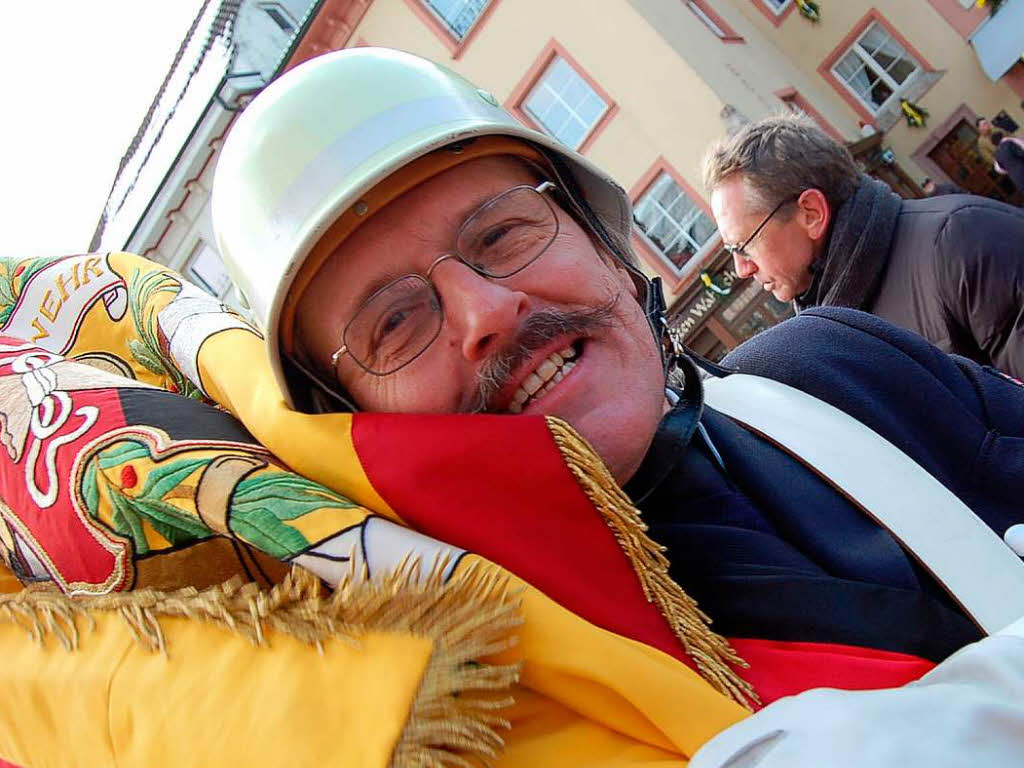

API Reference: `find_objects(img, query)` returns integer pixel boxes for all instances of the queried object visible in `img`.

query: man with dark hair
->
[993,131,1024,192]
[704,112,1024,378]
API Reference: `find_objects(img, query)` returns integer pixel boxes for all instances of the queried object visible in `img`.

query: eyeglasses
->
[723,193,800,260]
[329,181,559,377]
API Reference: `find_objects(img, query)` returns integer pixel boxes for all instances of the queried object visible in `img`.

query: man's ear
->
[797,189,831,241]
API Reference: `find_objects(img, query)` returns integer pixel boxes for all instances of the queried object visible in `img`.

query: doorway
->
[928,119,1024,205]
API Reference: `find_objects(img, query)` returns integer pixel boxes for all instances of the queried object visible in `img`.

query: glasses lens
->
[456,186,558,278]
[344,275,442,375]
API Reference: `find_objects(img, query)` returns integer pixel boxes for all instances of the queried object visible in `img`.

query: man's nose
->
[733,250,757,279]
[431,259,529,361]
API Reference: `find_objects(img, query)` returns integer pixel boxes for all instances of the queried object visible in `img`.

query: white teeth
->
[523,372,543,395]
[537,359,558,380]
[507,345,581,413]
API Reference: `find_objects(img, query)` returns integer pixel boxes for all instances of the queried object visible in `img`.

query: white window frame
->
[831,21,920,115]
[633,172,719,275]
[522,55,609,150]
[419,0,492,41]
[260,2,298,34]
[186,241,234,300]
[688,1,727,37]
[762,0,793,16]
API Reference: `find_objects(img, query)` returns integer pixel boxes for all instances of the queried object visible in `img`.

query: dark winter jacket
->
[995,137,1024,190]
[796,175,1024,378]
[628,307,1024,696]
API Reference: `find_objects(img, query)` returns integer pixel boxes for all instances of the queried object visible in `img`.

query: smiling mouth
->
[507,341,582,414]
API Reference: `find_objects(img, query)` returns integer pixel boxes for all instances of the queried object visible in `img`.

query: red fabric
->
[353,413,691,664]
[0,339,131,590]
[731,637,935,707]
[0,759,23,768]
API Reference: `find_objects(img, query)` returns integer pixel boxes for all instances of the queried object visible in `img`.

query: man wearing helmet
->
[213,48,1024,766]
[292,148,666,483]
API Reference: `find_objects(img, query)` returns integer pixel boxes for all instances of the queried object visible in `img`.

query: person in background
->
[921,177,964,196]
[993,131,1024,193]
[703,112,1024,378]
[976,115,998,168]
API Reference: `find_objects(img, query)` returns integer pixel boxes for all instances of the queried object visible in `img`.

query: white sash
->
[703,373,1024,634]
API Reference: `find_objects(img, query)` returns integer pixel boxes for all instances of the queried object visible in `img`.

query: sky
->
[0,1,207,260]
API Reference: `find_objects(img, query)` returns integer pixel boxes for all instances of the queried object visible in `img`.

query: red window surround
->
[775,87,845,142]
[751,0,796,28]
[504,39,620,156]
[923,0,987,40]
[629,157,722,293]
[686,0,745,43]
[402,0,504,60]
[817,8,934,126]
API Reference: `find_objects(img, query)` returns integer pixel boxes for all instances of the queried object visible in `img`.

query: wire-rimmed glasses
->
[329,181,559,377]
[723,193,800,260]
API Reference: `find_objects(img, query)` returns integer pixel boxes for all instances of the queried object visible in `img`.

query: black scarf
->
[796,174,902,311]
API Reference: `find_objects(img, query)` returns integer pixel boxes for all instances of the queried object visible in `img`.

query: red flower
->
[12,264,25,278]
[120,465,138,489]
[167,382,179,394]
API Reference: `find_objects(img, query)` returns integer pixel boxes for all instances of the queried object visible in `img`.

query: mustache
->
[464,294,621,414]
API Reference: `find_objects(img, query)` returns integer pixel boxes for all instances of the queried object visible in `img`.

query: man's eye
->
[379,309,409,338]
[482,225,509,247]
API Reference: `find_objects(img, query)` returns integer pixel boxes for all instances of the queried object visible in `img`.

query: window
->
[522,56,609,150]
[420,0,491,40]
[762,0,793,14]
[689,1,727,36]
[687,1,744,41]
[832,21,919,114]
[633,172,718,272]
[260,2,298,34]
[186,242,234,299]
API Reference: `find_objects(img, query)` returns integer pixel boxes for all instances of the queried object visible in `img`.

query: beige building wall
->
[348,0,825,305]
[731,0,1023,181]
[628,0,859,140]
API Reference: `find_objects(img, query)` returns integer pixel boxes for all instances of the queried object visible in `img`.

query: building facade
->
[97,0,1024,357]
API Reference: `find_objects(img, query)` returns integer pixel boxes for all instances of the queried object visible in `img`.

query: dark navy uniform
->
[627,308,1024,664]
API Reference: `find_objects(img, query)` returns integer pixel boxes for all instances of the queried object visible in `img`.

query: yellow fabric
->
[0,563,19,594]
[0,251,750,766]
[0,612,428,768]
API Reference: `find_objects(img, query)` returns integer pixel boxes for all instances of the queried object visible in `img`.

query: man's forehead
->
[320,155,544,298]
[711,175,755,236]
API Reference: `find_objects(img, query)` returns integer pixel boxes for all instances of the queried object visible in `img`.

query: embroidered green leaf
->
[0,257,57,326]
[108,486,149,556]
[128,496,213,547]
[97,441,151,469]
[80,461,99,516]
[0,275,16,311]
[230,506,310,559]
[138,458,209,500]
[233,473,357,521]
[127,338,166,376]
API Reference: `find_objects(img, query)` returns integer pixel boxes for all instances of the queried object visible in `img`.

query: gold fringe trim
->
[547,417,758,710]
[0,563,523,768]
